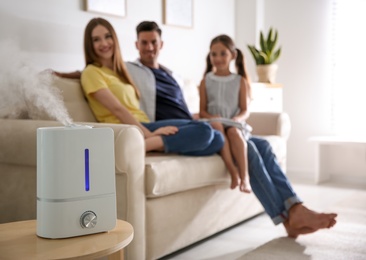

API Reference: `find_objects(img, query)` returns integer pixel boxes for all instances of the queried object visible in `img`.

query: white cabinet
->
[249,83,283,112]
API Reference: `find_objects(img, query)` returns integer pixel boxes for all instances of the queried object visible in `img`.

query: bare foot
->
[288,203,337,231]
[283,221,316,238]
[230,175,239,189]
[239,178,251,193]
[328,218,337,228]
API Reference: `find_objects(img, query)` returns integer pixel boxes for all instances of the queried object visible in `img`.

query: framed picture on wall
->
[86,0,126,18]
[163,0,193,28]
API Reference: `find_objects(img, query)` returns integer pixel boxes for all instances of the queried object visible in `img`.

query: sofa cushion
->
[145,154,228,198]
[53,77,97,122]
[145,135,286,198]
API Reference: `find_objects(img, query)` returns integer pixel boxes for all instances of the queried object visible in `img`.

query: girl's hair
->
[84,17,140,98]
[204,34,250,81]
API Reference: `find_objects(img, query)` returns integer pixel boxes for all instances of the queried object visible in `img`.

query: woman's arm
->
[199,79,219,119]
[91,88,178,138]
[91,88,156,138]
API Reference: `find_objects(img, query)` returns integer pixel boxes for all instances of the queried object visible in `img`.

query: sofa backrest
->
[53,77,97,122]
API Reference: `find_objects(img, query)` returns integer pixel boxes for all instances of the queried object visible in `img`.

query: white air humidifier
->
[36,125,116,239]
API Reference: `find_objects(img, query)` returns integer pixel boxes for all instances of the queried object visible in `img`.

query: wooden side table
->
[0,219,133,260]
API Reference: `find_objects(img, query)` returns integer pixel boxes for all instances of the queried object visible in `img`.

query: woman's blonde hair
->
[84,17,140,98]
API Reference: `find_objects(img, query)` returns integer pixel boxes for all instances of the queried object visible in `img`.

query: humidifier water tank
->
[36,125,116,239]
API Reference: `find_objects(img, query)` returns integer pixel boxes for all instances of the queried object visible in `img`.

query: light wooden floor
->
[159,178,366,260]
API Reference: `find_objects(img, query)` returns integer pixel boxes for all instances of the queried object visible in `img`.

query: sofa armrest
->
[88,122,146,260]
[247,112,291,140]
[0,119,146,260]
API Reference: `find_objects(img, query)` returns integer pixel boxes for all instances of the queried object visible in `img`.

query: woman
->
[81,17,224,155]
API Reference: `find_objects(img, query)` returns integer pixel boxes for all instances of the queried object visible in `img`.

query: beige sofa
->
[0,77,291,260]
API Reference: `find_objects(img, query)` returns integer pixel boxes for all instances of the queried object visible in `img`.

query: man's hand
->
[51,70,82,79]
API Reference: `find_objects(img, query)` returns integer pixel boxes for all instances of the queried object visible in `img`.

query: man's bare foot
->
[288,203,337,231]
[283,221,316,238]
[328,218,337,228]
[239,178,251,193]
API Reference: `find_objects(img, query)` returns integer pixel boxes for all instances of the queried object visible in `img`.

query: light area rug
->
[238,191,366,260]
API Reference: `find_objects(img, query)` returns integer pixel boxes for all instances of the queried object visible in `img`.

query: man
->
[126,21,337,237]
[126,22,192,123]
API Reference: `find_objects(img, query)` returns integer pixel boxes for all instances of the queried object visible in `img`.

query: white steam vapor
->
[0,40,73,126]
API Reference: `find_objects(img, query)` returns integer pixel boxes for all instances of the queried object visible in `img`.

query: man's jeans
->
[248,136,302,224]
[142,119,224,156]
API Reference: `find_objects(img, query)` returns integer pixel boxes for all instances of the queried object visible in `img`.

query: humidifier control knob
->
[80,211,97,228]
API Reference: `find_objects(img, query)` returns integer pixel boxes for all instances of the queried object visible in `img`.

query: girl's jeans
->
[142,119,224,156]
[248,136,302,225]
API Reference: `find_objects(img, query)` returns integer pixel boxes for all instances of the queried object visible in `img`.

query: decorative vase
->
[256,64,278,83]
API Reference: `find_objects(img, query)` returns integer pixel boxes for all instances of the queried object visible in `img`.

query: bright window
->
[331,0,366,135]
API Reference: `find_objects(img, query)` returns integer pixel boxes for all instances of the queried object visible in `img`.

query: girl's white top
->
[204,72,252,139]
[205,71,241,118]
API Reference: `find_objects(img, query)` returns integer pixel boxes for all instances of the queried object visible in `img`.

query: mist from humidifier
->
[0,40,73,126]
[33,69,74,126]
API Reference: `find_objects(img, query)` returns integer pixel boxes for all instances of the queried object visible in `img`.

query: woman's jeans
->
[142,119,224,156]
[248,136,302,225]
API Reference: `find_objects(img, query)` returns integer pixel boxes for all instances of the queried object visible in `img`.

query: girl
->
[81,17,224,155]
[199,34,251,193]
[200,35,337,236]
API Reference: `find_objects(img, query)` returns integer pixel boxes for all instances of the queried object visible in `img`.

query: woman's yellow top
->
[81,64,150,123]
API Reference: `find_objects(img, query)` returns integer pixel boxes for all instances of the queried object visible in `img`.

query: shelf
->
[251,82,283,88]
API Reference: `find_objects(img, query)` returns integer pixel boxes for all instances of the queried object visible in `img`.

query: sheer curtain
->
[331,0,366,136]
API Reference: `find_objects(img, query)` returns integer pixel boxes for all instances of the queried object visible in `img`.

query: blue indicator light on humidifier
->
[85,149,90,191]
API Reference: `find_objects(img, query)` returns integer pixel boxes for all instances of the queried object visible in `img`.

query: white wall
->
[1,0,337,179]
[236,0,334,179]
[0,0,235,113]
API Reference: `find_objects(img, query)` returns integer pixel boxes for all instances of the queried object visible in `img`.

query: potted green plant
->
[247,28,281,83]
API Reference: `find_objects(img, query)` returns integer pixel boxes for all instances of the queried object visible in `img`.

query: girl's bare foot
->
[239,178,251,193]
[230,174,239,189]
[288,203,337,231]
